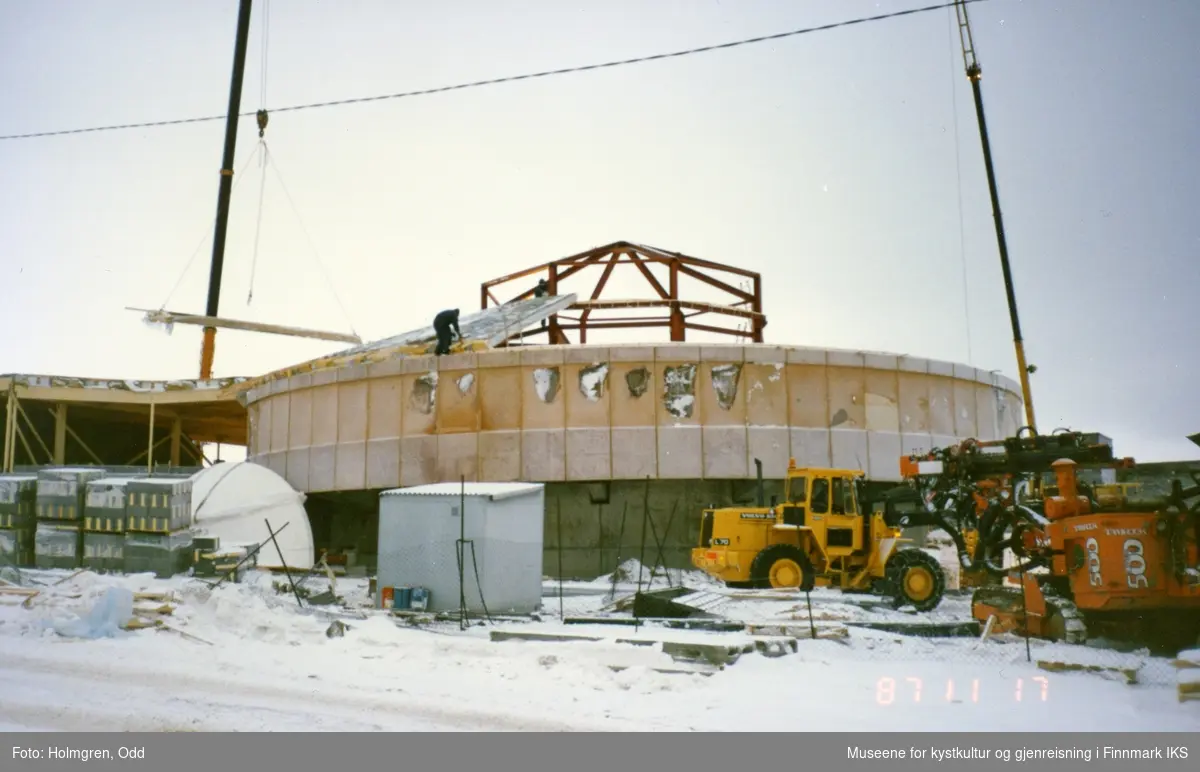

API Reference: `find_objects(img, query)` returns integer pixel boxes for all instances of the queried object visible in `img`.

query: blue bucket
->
[396,586,413,610]
[409,586,429,611]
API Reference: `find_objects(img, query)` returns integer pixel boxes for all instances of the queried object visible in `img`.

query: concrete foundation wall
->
[243,343,1024,493]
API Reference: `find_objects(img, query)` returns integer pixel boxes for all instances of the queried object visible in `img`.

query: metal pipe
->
[200,0,255,380]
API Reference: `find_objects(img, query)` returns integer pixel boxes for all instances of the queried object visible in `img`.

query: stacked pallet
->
[82,478,133,573]
[192,535,255,582]
[0,475,38,568]
[34,468,106,570]
[123,478,195,578]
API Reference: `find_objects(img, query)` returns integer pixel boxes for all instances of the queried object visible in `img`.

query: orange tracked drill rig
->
[899,431,1200,654]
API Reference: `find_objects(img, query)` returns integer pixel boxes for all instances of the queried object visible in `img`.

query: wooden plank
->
[1037,660,1141,686]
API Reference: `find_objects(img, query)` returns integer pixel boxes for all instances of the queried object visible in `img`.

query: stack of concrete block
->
[82,478,133,573]
[0,475,38,568]
[34,467,106,570]
[123,478,195,578]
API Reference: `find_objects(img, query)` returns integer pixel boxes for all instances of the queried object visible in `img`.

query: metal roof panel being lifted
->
[234,294,577,397]
[333,293,577,358]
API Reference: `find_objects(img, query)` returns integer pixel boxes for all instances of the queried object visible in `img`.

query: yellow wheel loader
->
[690,458,948,612]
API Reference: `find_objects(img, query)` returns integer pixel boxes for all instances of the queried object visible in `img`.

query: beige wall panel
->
[437,433,479,481]
[827,366,866,430]
[246,405,259,456]
[787,365,828,428]
[611,427,657,478]
[311,385,339,446]
[308,445,335,492]
[928,377,955,436]
[900,433,935,459]
[337,382,368,445]
[256,399,271,453]
[953,380,979,438]
[744,364,788,427]
[897,372,931,435]
[367,377,403,440]
[703,426,748,478]
[335,442,366,490]
[401,372,438,436]
[658,426,703,478]
[269,394,290,453]
[479,431,521,481]
[790,428,832,468]
[700,362,747,426]
[263,452,286,479]
[565,427,612,480]
[609,363,656,427]
[288,388,313,449]
[285,448,310,491]
[437,369,481,435]
[864,369,900,433]
[401,435,437,486]
[831,427,869,470]
[478,367,522,432]
[747,427,790,475]
[564,362,611,429]
[974,385,999,441]
[866,430,903,479]
[522,365,567,431]
[522,429,565,481]
[365,438,401,489]
[1003,391,1025,436]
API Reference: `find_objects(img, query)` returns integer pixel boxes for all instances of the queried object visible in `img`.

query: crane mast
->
[199,0,255,380]
[954,0,1038,434]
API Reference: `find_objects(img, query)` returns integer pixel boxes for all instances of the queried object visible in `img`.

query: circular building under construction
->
[236,242,1024,577]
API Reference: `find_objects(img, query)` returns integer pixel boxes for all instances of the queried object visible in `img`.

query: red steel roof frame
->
[480,241,766,346]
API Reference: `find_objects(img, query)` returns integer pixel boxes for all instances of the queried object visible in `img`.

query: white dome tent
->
[188,461,315,571]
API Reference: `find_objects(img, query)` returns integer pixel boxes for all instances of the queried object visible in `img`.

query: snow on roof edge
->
[381,482,545,501]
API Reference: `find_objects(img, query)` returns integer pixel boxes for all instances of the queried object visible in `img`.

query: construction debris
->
[1036,659,1143,686]
[1175,649,1200,703]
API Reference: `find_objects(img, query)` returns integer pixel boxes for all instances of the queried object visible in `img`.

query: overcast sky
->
[1,0,1197,462]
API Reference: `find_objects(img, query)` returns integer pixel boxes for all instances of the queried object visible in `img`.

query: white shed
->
[376,482,545,615]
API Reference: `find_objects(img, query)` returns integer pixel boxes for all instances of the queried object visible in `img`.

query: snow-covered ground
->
[0,562,1196,733]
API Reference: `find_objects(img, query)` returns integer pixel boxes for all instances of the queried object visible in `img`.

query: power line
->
[0,0,990,142]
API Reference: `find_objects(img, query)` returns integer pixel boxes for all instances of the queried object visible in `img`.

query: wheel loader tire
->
[750,544,815,591]
[886,549,946,613]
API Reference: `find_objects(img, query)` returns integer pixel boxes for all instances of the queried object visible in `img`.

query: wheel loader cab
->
[806,471,867,555]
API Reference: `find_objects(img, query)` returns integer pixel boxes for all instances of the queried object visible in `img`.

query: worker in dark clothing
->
[433,308,462,356]
[533,278,549,298]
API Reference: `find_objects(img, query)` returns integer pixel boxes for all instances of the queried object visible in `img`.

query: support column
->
[170,417,183,467]
[668,261,685,341]
[54,403,67,465]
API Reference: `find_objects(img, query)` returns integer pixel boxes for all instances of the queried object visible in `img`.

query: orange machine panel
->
[1057,514,1174,611]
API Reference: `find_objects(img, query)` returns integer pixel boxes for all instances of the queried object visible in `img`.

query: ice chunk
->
[50,587,135,640]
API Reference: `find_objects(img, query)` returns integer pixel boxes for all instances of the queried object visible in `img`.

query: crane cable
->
[947,6,973,367]
[247,0,271,306]
[263,143,360,340]
[158,145,263,312]
[0,1,992,142]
